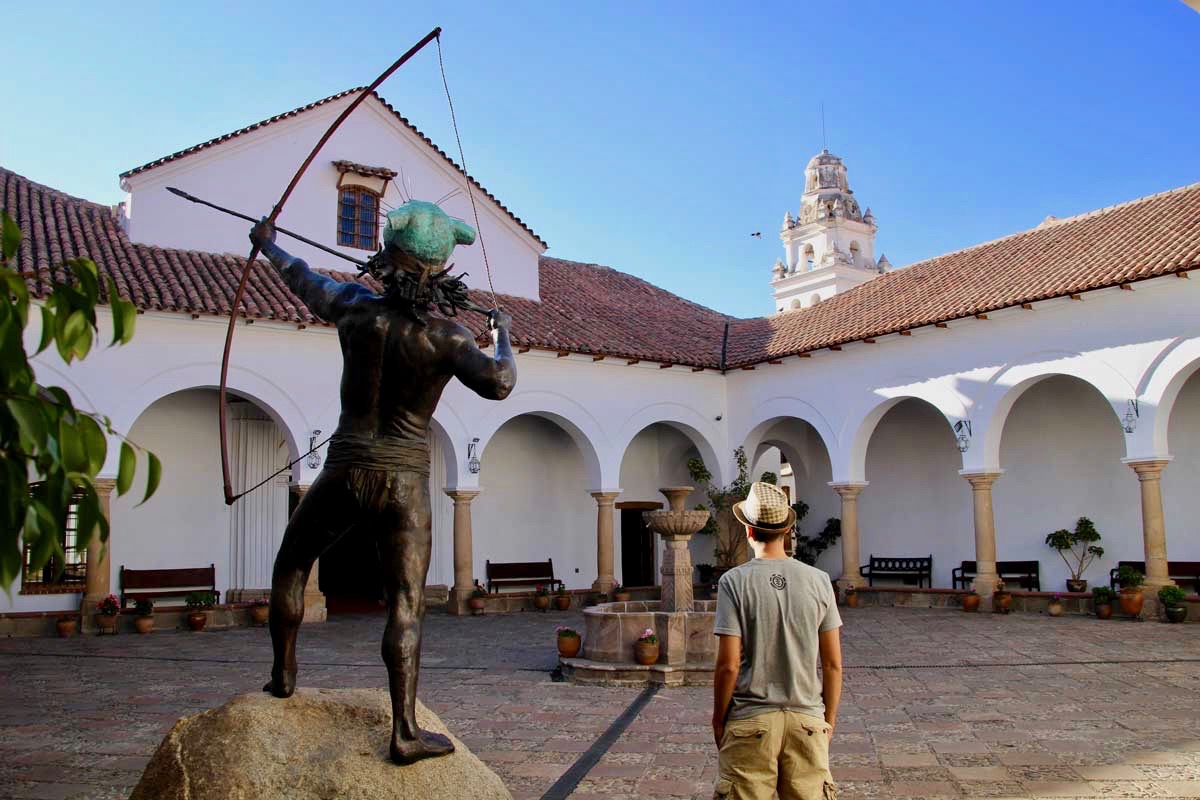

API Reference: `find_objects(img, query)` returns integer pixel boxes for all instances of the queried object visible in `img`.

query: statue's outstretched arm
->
[250,218,371,323]
[449,310,516,401]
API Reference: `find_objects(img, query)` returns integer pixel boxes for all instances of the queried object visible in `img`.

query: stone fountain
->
[563,487,717,686]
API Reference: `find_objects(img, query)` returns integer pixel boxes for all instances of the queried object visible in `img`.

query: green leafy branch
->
[0,211,160,592]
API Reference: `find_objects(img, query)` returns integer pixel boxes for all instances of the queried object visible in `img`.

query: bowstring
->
[436,35,501,313]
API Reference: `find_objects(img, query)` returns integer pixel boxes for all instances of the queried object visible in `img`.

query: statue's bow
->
[218,27,443,505]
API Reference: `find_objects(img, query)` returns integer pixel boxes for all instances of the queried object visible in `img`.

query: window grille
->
[21,489,87,593]
[338,189,380,250]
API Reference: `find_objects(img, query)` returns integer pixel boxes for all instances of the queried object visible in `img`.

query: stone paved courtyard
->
[1,606,1198,800]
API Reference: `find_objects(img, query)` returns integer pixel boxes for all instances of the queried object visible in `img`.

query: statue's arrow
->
[218,27,442,505]
[166,187,368,268]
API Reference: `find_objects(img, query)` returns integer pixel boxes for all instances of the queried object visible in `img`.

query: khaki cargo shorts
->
[714,710,836,800]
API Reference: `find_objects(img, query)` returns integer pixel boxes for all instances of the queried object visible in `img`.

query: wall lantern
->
[307,430,323,469]
[953,420,972,453]
[1123,400,1139,434]
[467,437,481,474]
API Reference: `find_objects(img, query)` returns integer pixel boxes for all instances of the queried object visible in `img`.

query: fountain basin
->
[561,599,718,686]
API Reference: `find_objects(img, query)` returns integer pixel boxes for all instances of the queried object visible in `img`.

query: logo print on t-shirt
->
[769,573,787,590]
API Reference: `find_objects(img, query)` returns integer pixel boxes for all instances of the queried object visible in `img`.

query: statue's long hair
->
[363,246,479,323]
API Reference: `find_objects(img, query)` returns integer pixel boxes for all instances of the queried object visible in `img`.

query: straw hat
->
[732,482,797,532]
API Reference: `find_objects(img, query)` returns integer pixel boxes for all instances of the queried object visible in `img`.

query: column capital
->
[1123,457,1172,480]
[93,477,117,495]
[828,482,867,499]
[960,470,1003,489]
[590,490,622,504]
[444,488,481,502]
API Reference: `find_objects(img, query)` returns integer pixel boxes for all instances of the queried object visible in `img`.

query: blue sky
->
[3,1,1199,318]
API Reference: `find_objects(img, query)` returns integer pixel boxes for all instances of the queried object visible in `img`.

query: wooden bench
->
[120,564,218,609]
[952,560,1041,591]
[485,559,563,594]
[1109,560,1200,592]
[859,555,932,588]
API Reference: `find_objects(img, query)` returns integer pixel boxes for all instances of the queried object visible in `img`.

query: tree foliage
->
[0,212,159,592]
[687,447,752,567]
[1044,516,1104,581]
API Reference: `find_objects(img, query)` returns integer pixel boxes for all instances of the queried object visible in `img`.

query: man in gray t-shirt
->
[712,482,843,800]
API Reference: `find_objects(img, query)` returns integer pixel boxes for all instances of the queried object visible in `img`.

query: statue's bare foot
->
[390,730,454,765]
[262,670,296,698]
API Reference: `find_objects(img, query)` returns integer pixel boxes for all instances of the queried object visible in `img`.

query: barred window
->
[21,490,87,594]
[338,189,379,250]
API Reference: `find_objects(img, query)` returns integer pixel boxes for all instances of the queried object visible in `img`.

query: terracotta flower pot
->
[1065,579,1088,593]
[249,605,270,626]
[56,617,77,638]
[613,592,632,603]
[1095,602,1114,620]
[634,641,659,665]
[1119,589,1143,618]
[557,634,581,658]
[1164,605,1187,624]
[533,595,551,611]
[468,597,486,615]
[993,592,1012,614]
[1047,600,1064,617]
[186,612,208,632]
[134,616,155,635]
[845,591,860,608]
[961,594,980,613]
[554,595,571,611]
[95,613,118,634]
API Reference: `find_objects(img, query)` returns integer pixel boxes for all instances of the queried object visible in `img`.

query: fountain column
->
[643,487,710,666]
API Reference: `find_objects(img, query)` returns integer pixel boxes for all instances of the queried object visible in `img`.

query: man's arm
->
[712,634,740,746]
[818,627,843,738]
[449,310,516,400]
[250,218,369,323]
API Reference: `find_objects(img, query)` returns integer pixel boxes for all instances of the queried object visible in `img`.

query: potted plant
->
[134,598,155,634]
[961,591,981,613]
[533,584,551,611]
[992,580,1012,614]
[844,587,860,608]
[185,590,216,631]
[1092,586,1116,619]
[556,625,582,658]
[249,598,270,626]
[468,584,487,615]
[634,628,659,665]
[1046,594,1064,617]
[611,583,631,603]
[1045,517,1104,593]
[1116,565,1145,618]
[95,593,120,634]
[1158,585,1188,624]
[554,584,571,611]
[56,615,78,638]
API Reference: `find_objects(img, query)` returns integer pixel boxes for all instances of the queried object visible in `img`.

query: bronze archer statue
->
[250,200,515,765]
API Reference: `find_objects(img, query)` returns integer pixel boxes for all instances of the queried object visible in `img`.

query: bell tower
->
[770,150,890,313]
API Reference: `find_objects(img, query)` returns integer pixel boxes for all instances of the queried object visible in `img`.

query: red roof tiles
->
[724,182,1200,367]
[2,166,729,368]
[119,89,547,248]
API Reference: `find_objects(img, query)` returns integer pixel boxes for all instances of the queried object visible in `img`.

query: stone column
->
[294,484,327,624]
[961,472,1003,599]
[591,491,620,594]
[829,482,867,591]
[1124,459,1174,593]
[80,478,116,631]
[445,489,481,615]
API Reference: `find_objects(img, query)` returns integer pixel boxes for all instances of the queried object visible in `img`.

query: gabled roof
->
[119,89,547,248]
[725,181,1200,367]
[2,166,727,368]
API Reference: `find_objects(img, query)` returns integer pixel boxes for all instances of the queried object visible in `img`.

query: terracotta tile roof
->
[1,166,728,368]
[119,89,547,248]
[332,160,398,180]
[725,181,1200,367]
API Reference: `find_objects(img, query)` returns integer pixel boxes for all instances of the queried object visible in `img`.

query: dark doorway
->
[290,486,386,614]
[620,504,660,588]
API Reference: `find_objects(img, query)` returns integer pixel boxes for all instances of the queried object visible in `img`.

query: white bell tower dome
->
[770,150,890,313]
